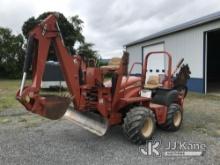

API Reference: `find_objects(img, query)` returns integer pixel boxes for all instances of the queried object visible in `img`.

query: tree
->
[0,27,25,78]
[0,12,99,79]
[22,12,85,50]
[77,42,98,60]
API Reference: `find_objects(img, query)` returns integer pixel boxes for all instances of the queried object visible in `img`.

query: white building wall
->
[126,20,220,79]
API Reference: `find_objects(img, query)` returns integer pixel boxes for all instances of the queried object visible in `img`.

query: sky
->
[1,0,220,58]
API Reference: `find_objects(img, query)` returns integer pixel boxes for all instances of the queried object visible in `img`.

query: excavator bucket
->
[42,95,71,120]
[63,107,108,136]
[16,93,71,120]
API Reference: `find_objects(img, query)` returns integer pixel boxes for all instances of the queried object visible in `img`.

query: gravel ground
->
[0,119,219,165]
[0,93,220,165]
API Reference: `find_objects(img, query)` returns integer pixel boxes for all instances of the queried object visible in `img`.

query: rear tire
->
[123,107,156,145]
[159,103,182,131]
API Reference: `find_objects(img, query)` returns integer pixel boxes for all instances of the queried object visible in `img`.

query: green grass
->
[0,79,22,111]
[0,79,52,126]
[0,79,64,112]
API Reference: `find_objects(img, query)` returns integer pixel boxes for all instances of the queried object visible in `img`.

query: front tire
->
[159,103,182,131]
[123,107,156,145]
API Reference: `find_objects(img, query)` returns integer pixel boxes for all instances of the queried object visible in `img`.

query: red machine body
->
[16,14,186,143]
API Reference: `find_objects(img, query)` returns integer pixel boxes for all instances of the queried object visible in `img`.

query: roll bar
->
[142,51,172,88]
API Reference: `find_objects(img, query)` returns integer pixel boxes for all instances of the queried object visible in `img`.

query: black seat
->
[151,88,178,106]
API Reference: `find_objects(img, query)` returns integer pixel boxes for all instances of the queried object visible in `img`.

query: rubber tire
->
[123,107,156,145]
[159,103,182,131]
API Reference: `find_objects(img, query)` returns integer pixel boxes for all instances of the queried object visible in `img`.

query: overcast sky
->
[1,0,220,58]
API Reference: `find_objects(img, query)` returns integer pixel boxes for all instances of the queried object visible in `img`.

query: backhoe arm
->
[16,14,81,119]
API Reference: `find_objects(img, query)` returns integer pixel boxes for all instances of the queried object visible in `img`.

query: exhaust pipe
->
[63,107,109,136]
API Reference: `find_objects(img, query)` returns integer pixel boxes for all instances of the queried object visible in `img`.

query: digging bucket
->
[16,94,71,120]
[41,95,71,120]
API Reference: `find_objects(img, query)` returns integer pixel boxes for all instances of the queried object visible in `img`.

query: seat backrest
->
[145,75,162,89]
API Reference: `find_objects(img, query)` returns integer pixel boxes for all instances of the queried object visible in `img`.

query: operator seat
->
[151,88,178,106]
[144,75,162,89]
[145,75,178,106]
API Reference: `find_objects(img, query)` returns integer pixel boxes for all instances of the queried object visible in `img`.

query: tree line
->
[0,12,99,79]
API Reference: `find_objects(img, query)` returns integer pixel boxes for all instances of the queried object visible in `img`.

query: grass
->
[0,79,66,112]
[0,79,22,111]
[0,79,55,126]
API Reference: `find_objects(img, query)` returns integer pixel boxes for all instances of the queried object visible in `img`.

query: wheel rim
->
[141,117,154,138]
[173,111,182,127]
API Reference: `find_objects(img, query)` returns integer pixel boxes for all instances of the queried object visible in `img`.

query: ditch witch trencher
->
[16,13,190,145]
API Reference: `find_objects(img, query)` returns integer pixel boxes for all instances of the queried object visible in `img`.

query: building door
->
[143,43,165,82]
[206,29,220,94]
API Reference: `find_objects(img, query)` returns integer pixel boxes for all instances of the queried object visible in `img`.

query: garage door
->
[143,43,165,82]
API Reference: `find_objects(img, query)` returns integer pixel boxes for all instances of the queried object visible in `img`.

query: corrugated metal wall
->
[126,20,220,93]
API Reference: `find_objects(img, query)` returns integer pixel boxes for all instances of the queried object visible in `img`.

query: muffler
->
[63,107,109,136]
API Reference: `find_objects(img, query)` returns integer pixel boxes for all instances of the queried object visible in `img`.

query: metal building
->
[125,11,220,93]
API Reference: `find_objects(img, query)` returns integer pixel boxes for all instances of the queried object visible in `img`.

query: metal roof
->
[125,11,220,47]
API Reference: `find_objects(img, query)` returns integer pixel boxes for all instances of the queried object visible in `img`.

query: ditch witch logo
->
[139,139,206,157]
